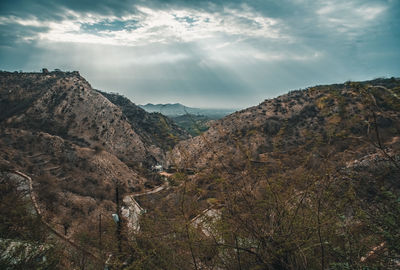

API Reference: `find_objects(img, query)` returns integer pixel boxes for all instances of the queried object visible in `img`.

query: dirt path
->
[12,170,101,261]
[131,182,169,197]
[122,180,170,230]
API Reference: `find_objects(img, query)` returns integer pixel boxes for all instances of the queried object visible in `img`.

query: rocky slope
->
[0,70,186,239]
[1,72,399,269]
[0,71,171,166]
[153,78,400,269]
[98,91,189,152]
[169,78,400,173]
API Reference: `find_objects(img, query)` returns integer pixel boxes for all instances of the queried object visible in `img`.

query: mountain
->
[0,71,188,165]
[1,71,152,165]
[1,72,399,269]
[146,78,399,269]
[169,78,400,172]
[139,103,237,118]
[0,70,187,244]
[98,91,190,152]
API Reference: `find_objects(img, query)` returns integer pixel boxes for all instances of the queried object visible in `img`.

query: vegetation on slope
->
[170,114,214,136]
[132,78,400,269]
[0,70,190,268]
[98,90,190,151]
[1,74,399,269]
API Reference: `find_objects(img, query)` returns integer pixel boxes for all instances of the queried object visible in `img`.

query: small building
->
[152,164,163,172]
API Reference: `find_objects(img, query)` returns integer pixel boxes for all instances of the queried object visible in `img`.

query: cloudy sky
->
[1,0,399,108]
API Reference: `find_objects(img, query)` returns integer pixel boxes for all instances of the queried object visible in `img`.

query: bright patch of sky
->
[0,0,399,108]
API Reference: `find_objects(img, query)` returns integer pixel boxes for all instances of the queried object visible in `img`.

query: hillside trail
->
[12,170,101,261]
[131,181,169,197]
[122,179,171,228]
[12,169,169,257]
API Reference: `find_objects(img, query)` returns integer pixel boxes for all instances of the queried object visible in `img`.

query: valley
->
[1,71,399,269]
[140,103,236,136]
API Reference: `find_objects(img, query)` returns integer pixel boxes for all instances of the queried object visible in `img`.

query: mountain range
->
[139,103,237,117]
[1,71,399,269]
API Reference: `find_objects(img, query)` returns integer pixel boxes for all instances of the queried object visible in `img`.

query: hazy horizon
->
[1,0,399,108]
[138,101,241,110]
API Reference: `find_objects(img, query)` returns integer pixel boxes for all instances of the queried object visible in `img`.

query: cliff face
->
[168,78,400,172]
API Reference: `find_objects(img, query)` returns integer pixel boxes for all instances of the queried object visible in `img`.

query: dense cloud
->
[0,0,399,108]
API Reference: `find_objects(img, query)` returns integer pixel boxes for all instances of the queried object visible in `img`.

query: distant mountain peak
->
[139,103,236,117]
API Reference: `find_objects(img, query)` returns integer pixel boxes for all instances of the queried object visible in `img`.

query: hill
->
[150,78,400,269]
[169,78,400,172]
[170,114,214,136]
[98,91,189,151]
[0,70,187,247]
[1,73,399,269]
[140,103,237,135]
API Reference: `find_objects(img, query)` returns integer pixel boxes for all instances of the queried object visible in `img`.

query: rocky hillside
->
[0,70,186,240]
[150,78,400,269]
[0,128,146,235]
[169,78,400,172]
[98,91,189,152]
[1,73,399,269]
[0,71,187,165]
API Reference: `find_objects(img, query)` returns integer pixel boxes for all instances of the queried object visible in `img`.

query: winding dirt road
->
[12,170,101,261]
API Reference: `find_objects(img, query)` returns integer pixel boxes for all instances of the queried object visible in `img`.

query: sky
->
[0,0,399,109]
